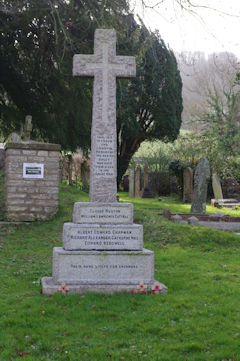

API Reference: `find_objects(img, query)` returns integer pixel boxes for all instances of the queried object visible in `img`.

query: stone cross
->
[23,115,32,141]
[73,29,136,202]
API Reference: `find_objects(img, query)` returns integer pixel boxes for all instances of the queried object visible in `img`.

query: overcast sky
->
[131,0,240,57]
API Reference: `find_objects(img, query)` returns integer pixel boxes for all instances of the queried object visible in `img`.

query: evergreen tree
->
[0,1,182,181]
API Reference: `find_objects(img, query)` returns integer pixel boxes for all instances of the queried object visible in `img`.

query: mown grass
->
[0,185,240,360]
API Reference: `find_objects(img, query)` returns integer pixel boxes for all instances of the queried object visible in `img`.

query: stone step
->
[63,223,143,251]
[51,247,154,285]
[73,202,133,224]
[42,277,168,295]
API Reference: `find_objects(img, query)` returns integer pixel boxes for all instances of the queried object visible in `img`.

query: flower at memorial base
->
[137,281,147,293]
[58,283,69,294]
[151,283,162,295]
[130,289,138,294]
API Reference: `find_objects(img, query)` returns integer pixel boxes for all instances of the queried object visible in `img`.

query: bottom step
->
[41,277,168,295]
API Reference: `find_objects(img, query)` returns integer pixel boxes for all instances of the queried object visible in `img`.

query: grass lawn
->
[1,185,240,360]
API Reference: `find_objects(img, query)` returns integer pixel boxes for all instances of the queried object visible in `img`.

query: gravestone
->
[191,158,210,213]
[42,29,167,294]
[142,162,154,198]
[123,175,129,192]
[183,167,193,203]
[129,165,135,198]
[212,173,223,200]
[0,148,5,170]
[134,166,142,198]
[23,115,33,141]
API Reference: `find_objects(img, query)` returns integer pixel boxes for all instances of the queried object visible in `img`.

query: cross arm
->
[112,56,136,78]
[73,54,99,76]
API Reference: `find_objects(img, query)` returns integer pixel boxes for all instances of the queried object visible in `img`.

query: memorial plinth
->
[41,29,167,295]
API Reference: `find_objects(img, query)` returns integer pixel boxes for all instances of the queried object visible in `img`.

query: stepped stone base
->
[52,247,154,284]
[41,277,168,295]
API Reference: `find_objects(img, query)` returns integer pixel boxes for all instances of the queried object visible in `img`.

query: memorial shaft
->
[73,29,136,202]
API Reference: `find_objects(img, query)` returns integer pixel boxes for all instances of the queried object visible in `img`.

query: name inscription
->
[63,223,143,250]
[73,204,133,224]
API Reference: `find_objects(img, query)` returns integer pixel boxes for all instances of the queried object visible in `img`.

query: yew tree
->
[0,1,182,183]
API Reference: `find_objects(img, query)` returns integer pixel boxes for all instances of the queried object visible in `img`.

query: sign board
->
[23,163,44,179]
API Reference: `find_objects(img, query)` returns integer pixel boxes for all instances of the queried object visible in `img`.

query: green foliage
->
[169,158,188,192]
[117,27,183,184]
[1,1,182,182]
[134,140,175,173]
[1,188,240,360]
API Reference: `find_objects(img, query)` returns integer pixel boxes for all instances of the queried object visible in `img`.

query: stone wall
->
[5,142,61,221]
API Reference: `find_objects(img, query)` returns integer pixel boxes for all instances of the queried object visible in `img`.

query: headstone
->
[183,167,193,203]
[143,163,149,189]
[191,158,210,213]
[134,166,141,198]
[23,115,33,141]
[142,163,154,198]
[212,173,223,200]
[187,216,199,225]
[123,175,129,192]
[0,149,5,170]
[41,29,167,295]
[129,165,135,198]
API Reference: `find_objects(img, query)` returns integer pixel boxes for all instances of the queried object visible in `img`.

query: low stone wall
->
[5,142,61,221]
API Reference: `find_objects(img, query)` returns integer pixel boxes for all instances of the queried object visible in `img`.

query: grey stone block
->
[41,277,168,295]
[73,202,133,224]
[63,223,143,251]
[52,247,154,285]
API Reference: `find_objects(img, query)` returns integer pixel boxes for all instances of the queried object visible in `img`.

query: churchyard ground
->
[0,185,240,360]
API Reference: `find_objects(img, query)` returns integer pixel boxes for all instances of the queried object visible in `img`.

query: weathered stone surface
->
[73,29,136,202]
[129,166,135,198]
[5,142,61,151]
[41,277,168,295]
[191,158,210,214]
[73,202,133,224]
[0,149,5,170]
[41,28,167,296]
[212,173,223,200]
[52,247,154,285]
[63,223,143,250]
[4,142,60,221]
[209,212,226,218]
[187,216,199,225]
[171,214,182,222]
[135,166,141,198]
[183,167,193,203]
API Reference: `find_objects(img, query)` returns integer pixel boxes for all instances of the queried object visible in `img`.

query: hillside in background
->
[177,51,240,130]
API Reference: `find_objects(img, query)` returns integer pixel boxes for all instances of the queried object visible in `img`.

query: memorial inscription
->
[63,223,143,250]
[95,135,114,178]
[52,248,154,285]
[41,29,167,295]
[73,202,133,224]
